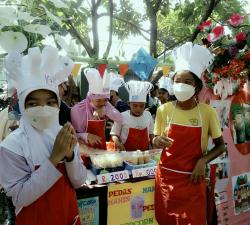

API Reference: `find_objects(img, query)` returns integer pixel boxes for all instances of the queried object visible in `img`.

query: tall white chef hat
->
[4,45,74,111]
[109,72,125,93]
[124,80,153,103]
[172,42,213,79]
[158,77,174,95]
[84,68,111,96]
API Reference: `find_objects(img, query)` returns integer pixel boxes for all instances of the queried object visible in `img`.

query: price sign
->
[96,170,130,184]
[131,166,157,178]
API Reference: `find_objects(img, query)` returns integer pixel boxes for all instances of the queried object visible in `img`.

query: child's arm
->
[0,149,62,209]
[65,145,87,188]
[148,112,155,147]
[110,121,125,151]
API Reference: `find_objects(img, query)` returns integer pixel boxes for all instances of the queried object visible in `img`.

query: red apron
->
[87,120,106,149]
[124,127,149,151]
[155,120,206,224]
[15,163,80,225]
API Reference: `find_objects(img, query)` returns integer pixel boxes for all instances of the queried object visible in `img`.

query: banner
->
[108,179,158,225]
[162,66,171,76]
[98,63,107,78]
[119,64,129,76]
[201,84,250,225]
[71,63,81,78]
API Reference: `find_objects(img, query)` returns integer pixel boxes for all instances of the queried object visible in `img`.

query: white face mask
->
[24,106,59,130]
[173,83,195,102]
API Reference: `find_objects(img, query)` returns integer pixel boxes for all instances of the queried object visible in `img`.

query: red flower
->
[198,20,212,32]
[235,32,247,42]
[207,26,224,42]
[244,51,250,60]
[228,13,244,27]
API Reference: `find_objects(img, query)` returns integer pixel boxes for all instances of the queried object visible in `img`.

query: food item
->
[143,151,150,163]
[127,151,138,165]
[90,153,123,168]
[137,150,144,164]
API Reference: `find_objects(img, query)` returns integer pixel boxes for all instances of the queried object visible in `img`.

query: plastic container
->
[124,159,156,172]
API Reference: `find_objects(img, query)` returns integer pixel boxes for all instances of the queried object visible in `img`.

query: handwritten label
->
[96,170,130,184]
[131,166,157,178]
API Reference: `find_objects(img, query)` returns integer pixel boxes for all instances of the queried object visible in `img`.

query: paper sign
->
[131,166,157,178]
[96,170,130,184]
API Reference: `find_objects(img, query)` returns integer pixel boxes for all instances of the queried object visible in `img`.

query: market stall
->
[76,145,161,225]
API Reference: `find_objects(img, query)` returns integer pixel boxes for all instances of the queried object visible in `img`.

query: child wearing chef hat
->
[109,73,129,112]
[0,45,86,225]
[158,76,175,104]
[110,80,154,151]
[153,42,225,225]
[71,68,122,149]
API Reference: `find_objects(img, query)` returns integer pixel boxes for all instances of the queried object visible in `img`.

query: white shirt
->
[110,110,154,144]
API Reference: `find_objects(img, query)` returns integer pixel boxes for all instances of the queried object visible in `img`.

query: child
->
[71,68,122,149]
[109,74,129,112]
[111,80,154,151]
[158,76,175,104]
[0,46,86,225]
[153,42,225,225]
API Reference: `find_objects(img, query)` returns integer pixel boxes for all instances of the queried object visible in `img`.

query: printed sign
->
[108,179,158,225]
[131,166,157,178]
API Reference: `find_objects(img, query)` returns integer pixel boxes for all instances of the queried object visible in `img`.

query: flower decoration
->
[0,7,17,27]
[207,26,224,42]
[198,20,212,32]
[199,13,249,99]
[235,32,247,42]
[23,24,52,38]
[0,31,28,53]
[228,13,244,27]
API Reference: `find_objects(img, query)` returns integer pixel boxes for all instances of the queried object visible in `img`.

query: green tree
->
[3,0,146,59]
[157,0,249,57]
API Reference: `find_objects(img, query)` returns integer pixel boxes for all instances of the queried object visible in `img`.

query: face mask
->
[24,106,59,130]
[173,83,195,102]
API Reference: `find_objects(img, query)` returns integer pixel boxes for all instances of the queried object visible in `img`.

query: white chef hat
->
[124,80,153,102]
[109,73,124,92]
[84,68,111,95]
[4,45,74,111]
[158,77,174,95]
[172,42,213,79]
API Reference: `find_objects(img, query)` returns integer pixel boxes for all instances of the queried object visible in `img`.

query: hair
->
[191,72,203,94]
[159,88,168,93]
[151,84,159,91]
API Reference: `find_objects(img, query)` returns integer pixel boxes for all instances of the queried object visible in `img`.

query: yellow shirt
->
[154,102,222,151]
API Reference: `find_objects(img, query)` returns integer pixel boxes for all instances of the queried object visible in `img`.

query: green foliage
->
[112,0,146,39]
[158,0,249,50]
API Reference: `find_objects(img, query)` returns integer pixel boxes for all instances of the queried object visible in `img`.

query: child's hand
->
[112,136,125,151]
[87,133,102,145]
[115,141,125,151]
[190,158,206,183]
[153,136,173,149]
[50,123,77,166]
